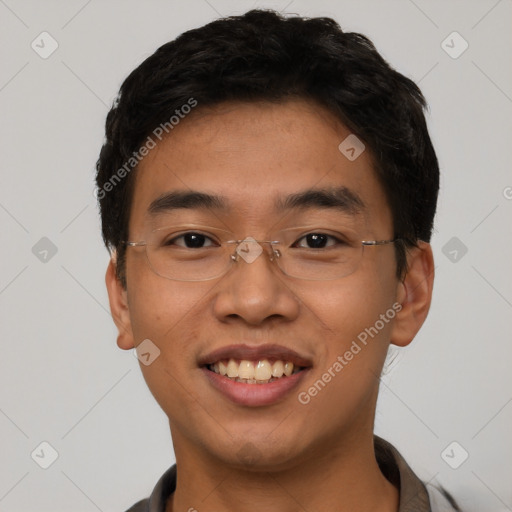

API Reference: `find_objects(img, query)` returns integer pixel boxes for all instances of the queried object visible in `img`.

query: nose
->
[211,240,300,326]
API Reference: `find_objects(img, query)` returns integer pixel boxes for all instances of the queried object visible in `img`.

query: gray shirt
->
[125,437,459,512]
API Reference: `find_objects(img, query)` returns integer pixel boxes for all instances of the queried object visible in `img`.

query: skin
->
[106,99,434,512]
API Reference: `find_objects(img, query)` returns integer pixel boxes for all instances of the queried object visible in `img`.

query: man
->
[96,9,460,512]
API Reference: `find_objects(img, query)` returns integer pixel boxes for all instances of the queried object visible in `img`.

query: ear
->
[390,241,434,347]
[105,256,135,350]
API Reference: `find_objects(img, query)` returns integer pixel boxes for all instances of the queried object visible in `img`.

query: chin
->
[206,431,308,472]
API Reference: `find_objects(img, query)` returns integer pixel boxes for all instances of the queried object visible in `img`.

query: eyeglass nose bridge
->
[229,237,281,265]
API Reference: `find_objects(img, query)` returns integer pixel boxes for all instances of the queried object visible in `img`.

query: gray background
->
[1,0,511,510]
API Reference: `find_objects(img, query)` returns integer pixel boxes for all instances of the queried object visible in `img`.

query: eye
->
[293,233,342,249]
[166,232,217,249]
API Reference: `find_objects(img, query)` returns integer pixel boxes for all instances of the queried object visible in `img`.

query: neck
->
[166,429,399,512]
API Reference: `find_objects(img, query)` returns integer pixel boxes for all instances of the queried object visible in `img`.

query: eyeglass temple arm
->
[123,241,147,247]
[361,238,400,246]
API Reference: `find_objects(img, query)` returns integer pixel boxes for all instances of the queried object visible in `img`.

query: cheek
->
[126,265,210,357]
[303,274,395,343]
[292,277,397,432]
[298,267,398,403]
[126,272,212,412]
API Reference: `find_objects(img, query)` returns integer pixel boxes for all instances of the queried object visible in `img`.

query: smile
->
[199,344,312,407]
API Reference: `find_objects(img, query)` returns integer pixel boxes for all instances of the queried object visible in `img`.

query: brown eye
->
[294,233,339,249]
[167,233,216,248]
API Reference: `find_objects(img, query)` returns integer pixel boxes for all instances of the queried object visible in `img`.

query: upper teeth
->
[211,359,296,382]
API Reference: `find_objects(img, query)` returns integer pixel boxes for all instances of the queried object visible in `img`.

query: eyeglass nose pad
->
[270,248,281,262]
[234,237,264,264]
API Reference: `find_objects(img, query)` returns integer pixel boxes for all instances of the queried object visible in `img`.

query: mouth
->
[199,344,312,406]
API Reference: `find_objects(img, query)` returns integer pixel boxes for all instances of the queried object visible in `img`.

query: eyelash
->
[166,232,344,249]
[292,233,343,249]
[165,232,216,248]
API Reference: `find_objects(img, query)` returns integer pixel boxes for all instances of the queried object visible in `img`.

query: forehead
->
[129,99,392,233]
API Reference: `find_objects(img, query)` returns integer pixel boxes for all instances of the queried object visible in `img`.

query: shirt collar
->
[374,436,431,511]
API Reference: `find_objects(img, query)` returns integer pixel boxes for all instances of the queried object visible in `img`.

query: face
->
[107,99,431,471]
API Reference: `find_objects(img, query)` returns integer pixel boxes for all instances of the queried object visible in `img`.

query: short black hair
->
[96,9,439,285]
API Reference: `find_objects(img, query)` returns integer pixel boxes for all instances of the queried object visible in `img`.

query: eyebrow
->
[147,186,365,216]
[148,191,227,215]
[275,186,365,215]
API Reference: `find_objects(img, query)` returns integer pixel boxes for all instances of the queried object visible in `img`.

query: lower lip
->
[201,367,309,407]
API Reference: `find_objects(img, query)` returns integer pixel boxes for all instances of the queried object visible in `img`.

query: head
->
[97,10,438,470]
